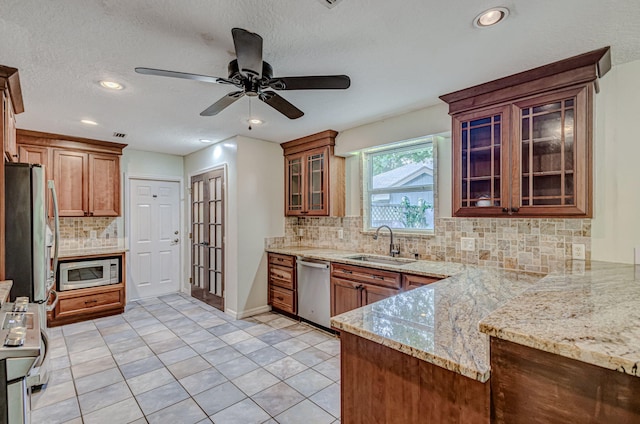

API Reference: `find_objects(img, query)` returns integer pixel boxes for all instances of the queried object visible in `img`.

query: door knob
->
[173,238,179,243]
[174,230,179,235]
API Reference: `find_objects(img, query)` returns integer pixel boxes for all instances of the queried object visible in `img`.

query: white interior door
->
[129,179,181,300]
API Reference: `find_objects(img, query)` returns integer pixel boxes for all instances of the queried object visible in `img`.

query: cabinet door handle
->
[371,275,384,280]
[342,270,352,274]
[510,207,519,213]
[84,299,98,305]
[502,208,509,213]
[276,258,284,262]
[276,296,284,301]
[300,211,309,214]
[355,284,364,290]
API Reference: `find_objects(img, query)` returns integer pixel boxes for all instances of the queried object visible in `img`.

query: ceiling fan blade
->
[268,75,351,90]
[232,28,263,78]
[135,67,226,84]
[259,92,304,119]
[200,91,245,116]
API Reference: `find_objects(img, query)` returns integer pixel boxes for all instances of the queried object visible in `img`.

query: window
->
[363,138,435,233]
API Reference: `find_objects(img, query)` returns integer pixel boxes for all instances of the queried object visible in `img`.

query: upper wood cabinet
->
[440,47,611,218]
[17,130,126,217]
[0,65,24,280]
[282,130,345,217]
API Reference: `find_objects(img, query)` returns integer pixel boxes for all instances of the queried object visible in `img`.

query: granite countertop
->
[267,247,542,382]
[268,246,640,382]
[480,261,640,378]
[59,247,127,259]
[0,281,12,305]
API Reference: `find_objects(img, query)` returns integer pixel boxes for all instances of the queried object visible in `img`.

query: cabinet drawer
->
[57,289,122,316]
[331,263,401,289]
[269,265,295,290]
[402,274,441,291]
[270,286,295,314]
[269,253,295,268]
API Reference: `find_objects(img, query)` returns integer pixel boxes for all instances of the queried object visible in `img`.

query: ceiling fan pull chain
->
[248,98,253,130]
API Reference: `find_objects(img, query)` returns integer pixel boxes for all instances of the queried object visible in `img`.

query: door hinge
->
[189,277,193,284]
[189,232,192,239]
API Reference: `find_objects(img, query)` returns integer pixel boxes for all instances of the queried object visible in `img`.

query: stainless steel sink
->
[345,255,416,266]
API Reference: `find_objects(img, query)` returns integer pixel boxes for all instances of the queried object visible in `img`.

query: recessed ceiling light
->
[248,118,263,125]
[99,80,124,90]
[200,139,213,143]
[80,119,98,125]
[474,7,509,28]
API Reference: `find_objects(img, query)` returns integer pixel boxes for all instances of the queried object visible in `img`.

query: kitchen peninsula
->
[267,247,640,423]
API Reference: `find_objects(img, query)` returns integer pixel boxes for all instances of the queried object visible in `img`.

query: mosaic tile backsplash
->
[57,217,122,251]
[266,216,591,273]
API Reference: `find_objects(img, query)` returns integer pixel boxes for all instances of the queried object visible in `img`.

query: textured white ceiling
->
[0,0,639,155]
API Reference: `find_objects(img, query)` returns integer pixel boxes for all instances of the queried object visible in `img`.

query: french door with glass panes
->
[190,169,225,310]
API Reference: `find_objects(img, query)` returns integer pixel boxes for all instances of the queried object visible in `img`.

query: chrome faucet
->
[373,225,400,257]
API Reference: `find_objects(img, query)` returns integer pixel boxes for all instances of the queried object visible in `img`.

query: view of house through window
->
[364,138,435,232]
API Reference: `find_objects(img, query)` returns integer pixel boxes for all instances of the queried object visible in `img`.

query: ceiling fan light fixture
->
[248,118,263,125]
[80,119,98,125]
[474,7,509,28]
[99,80,124,90]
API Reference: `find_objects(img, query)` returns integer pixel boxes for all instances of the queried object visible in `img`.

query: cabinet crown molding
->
[281,129,338,156]
[0,64,24,114]
[439,46,610,115]
[17,129,127,154]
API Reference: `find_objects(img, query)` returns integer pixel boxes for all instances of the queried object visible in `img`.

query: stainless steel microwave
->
[59,258,120,291]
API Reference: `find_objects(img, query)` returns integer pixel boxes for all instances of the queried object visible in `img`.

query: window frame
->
[362,137,437,235]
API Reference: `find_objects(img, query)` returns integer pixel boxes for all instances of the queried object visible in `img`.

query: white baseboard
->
[225,305,271,320]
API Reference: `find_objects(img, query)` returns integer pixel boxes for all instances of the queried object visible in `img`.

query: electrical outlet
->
[338,229,344,239]
[461,237,475,252]
[297,228,304,237]
[572,243,586,260]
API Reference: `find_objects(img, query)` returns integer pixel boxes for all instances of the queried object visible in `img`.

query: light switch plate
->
[297,228,304,237]
[572,243,586,260]
[461,237,475,252]
[338,229,344,239]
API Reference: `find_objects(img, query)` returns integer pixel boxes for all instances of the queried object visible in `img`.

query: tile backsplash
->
[57,217,122,251]
[266,216,591,273]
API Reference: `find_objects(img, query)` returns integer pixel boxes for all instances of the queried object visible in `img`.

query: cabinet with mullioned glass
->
[282,130,344,217]
[441,47,610,218]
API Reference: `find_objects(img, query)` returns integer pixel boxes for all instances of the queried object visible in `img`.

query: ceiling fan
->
[135,28,351,120]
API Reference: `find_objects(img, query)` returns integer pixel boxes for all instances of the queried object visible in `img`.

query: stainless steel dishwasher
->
[297,257,331,329]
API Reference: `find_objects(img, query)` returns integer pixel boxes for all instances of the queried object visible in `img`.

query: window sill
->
[361,229,436,239]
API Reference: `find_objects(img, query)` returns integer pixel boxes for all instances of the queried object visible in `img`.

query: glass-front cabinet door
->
[285,153,304,215]
[513,86,589,215]
[453,105,510,216]
[305,147,328,215]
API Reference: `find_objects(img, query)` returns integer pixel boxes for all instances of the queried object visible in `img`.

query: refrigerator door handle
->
[45,290,58,312]
[48,180,60,284]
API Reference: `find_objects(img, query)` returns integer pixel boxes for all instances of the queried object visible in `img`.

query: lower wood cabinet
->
[267,253,442,319]
[48,252,126,327]
[267,253,296,314]
[490,337,640,423]
[49,283,125,327]
[330,263,403,317]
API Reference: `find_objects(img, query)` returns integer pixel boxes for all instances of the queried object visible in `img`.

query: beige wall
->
[591,59,640,264]
[334,59,640,265]
[183,137,283,318]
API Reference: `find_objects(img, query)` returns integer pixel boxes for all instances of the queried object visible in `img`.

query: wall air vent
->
[112,132,127,138]
[317,0,343,8]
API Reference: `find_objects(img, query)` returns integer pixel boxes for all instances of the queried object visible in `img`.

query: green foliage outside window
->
[372,145,433,175]
[400,196,432,228]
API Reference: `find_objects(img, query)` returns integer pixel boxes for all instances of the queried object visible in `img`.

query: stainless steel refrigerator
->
[4,162,59,389]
